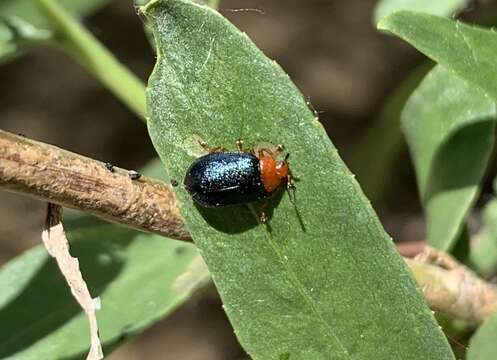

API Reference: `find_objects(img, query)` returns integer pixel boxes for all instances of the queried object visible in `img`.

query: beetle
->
[183,139,294,223]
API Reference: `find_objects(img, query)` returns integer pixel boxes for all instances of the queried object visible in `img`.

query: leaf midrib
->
[248,205,351,357]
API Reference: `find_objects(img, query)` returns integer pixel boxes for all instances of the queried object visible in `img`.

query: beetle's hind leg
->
[258,201,273,233]
[198,139,228,153]
[259,201,269,224]
[260,212,268,224]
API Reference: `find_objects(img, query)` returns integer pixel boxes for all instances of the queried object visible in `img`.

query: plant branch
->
[1,129,497,324]
[37,0,147,120]
[0,130,188,240]
[408,246,497,325]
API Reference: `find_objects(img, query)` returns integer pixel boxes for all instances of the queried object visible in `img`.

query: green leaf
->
[136,0,221,7]
[0,0,107,62]
[1,0,106,28]
[469,196,497,277]
[374,0,469,24]
[0,16,52,61]
[0,221,209,359]
[143,1,454,359]
[401,65,495,251]
[377,11,497,102]
[467,312,497,360]
[0,159,210,359]
[360,0,469,202]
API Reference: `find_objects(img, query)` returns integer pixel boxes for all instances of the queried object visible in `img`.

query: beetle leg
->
[236,138,244,152]
[258,148,273,158]
[287,173,295,190]
[211,146,228,153]
[259,201,269,224]
[259,201,269,225]
[236,138,255,154]
[198,140,227,153]
[260,212,268,224]
[286,173,297,205]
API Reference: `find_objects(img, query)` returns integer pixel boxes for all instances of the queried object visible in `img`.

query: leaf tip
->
[376,10,416,32]
[376,17,389,31]
[376,11,399,31]
[140,0,216,18]
[139,0,160,16]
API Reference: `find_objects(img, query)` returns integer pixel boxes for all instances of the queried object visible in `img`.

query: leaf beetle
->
[183,139,294,223]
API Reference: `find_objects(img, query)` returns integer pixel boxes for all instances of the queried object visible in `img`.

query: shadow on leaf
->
[194,189,285,234]
[424,119,495,205]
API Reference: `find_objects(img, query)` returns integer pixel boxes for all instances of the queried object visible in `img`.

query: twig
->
[408,247,497,325]
[0,130,189,240]
[396,240,426,257]
[1,129,497,324]
[42,204,103,360]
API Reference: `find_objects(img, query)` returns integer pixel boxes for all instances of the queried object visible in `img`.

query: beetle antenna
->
[306,97,324,118]
[287,187,296,205]
[284,153,290,162]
